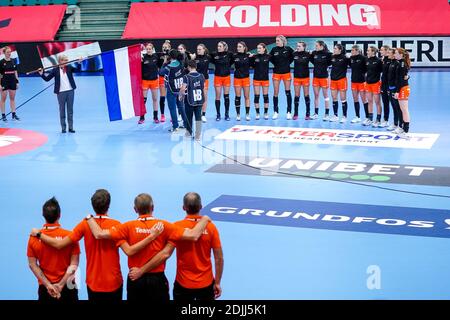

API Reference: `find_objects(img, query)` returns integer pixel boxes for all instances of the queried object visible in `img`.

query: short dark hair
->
[91,189,110,215]
[134,193,153,215]
[187,60,197,69]
[169,49,180,61]
[42,197,61,224]
[183,192,202,215]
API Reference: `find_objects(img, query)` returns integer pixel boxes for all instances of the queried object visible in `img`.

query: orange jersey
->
[272,72,291,81]
[27,223,80,285]
[294,77,310,86]
[330,78,348,91]
[169,215,222,289]
[109,214,184,272]
[69,215,125,292]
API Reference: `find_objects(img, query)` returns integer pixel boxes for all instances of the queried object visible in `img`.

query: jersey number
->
[174,78,183,90]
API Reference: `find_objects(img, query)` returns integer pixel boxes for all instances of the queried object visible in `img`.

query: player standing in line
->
[249,43,271,120]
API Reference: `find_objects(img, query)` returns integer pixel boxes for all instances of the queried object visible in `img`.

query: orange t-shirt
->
[27,223,80,285]
[169,215,222,289]
[109,214,184,272]
[69,215,125,292]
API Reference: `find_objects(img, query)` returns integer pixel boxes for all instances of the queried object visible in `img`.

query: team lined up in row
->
[141,36,411,137]
[27,190,223,302]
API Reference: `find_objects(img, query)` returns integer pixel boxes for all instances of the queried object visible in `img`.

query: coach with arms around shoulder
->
[39,55,81,133]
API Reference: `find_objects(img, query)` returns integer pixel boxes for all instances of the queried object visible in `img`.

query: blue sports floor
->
[1,70,449,300]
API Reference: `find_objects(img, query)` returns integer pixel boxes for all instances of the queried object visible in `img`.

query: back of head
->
[169,49,180,61]
[183,192,202,215]
[91,189,111,215]
[42,197,61,224]
[134,193,153,215]
[187,60,197,70]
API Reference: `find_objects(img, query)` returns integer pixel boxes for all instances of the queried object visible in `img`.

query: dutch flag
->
[101,45,145,121]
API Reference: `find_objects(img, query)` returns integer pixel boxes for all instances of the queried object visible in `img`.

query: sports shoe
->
[362,118,373,126]
[216,114,221,121]
[293,115,298,120]
[160,114,166,123]
[340,116,347,123]
[138,119,145,124]
[286,112,292,120]
[201,115,207,123]
[263,113,269,120]
[329,115,339,122]
[305,115,311,120]
[255,113,260,120]
[379,120,389,128]
[394,127,404,134]
[322,114,330,121]
[12,114,20,121]
[1,115,7,122]
[310,114,318,120]
[69,129,76,133]
[236,114,241,121]
[153,118,160,124]
[372,120,380,127]
[272,112,279,120]
[225,114,230,121]
[397,131,410,139]
[386,124,396,131]
[245,114,250,121]
[168,128,180,132]
[350,117,361,123]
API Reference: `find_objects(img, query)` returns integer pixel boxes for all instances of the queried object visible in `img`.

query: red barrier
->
[0,5,67,42]
[123,0,450,39]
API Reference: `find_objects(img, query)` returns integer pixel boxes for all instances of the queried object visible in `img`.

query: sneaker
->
[201,115,207,123]
[372,120,380,128]
[340,116,347,123]
[386,124,396,131]
[245,114,250,121]
[236,114,241,121]
[216,114,221,121]
[310,114,318,120]
[305,115,311,120]
[272,112,278,120]
[286,112,292,120]
[69,129,75,133]
[322,114,330,121]
[255,113,260,120]
[12,114,20,121]
[225,114,230,121]
[394,127,404,134]
[351,117,361,123]
[138,119,145,124]
[264,113,269,120]
[293,115,298,120]
[397,131,410,139]
[1,115,7,122]
[362,118,373,126]
[379,120,389,128]
[153,118,160,124]
[168,128,180,133]
[61,129,66,133]
[160,114,166,123]
[329,115,339,122]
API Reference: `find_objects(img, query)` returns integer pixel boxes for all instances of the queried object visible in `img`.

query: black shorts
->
[173,280,215,302]
[87,285,123,302]
[1,78,17,91]
[127,272,169,302]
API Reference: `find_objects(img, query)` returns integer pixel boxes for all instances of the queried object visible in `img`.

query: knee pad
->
[285,90,291,98]
[254,95,260,104]
[234,96,241,106]
[263,94,269,104]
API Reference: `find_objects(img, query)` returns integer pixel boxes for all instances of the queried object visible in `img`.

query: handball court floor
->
[1,69,449,300]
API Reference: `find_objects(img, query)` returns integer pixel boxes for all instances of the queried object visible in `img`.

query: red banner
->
[123,0,450,39]
[0,5,66,42]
